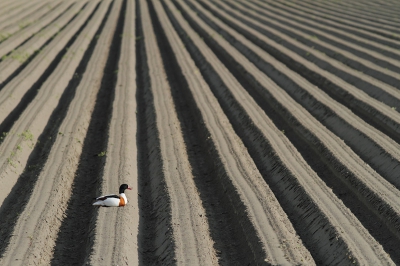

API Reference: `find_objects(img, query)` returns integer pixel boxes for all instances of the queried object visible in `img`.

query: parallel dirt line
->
[0,0,44,32]
[88,0,139,265]
[322,1,396,18]
[0,1,86,85]
[0,0,98,207]
[194,1,400,260]
[0,0,95,131]
[171,0,394,264]
[202,0,400,142]
[134,0,175,263]
[140,0,217,264]
[0,1,24,17]
[260,0,400,50]
[0,2,58,43]
[0,1,112,265]
[275,0,400,38]
[262,1,400,49]
[234,0,400,110]
[199,0,400,244]
[224,0,400,188]
[2,0,400,264]
[318,0,400,21]
[157,0,316,264]
[47,1,124,264]
[350,1,400,16]
[0,0,66,58]
[213,0,400,89]
[298,0,400,26]
[244,0,400,68]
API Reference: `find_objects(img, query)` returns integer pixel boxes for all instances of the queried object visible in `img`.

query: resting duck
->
[93,184,132,207]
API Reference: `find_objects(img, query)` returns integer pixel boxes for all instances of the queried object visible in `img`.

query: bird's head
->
[119,184,132,194]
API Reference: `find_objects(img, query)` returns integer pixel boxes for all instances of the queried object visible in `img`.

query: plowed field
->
[1,0,400,265]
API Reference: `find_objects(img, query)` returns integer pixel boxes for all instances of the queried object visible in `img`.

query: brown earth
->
[0,0,400,265]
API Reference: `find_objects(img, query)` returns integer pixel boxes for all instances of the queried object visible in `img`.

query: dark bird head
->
[119,184,132,194]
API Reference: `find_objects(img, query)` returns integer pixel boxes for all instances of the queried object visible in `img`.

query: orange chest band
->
[119,196,125,206]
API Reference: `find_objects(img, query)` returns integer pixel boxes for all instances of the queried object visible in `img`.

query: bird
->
[93,184,132,207]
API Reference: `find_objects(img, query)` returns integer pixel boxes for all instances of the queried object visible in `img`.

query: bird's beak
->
[127,187,132,190]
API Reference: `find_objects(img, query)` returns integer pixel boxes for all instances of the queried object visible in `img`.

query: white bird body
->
[93,193,128,207]
[93,184,132,207]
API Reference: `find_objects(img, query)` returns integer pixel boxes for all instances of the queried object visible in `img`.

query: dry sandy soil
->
[1,0,400,265]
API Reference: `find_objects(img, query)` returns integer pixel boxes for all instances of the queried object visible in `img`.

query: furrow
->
[0,0,97,140]
[135,0,217,264]
[48,1,124,265]
[298,0,400,27]
[0,0,66,58]
[2,1,61,41]
[191,4,400,260]
[252,3,400,89]
[174,0,397,264]
[0,1,113,264]
[0,0,99,212]
[134,0,183,264]
[205,0,400,230]
[0,2,62,44]
[1,0,400,264]
[0,1,86,88]
[0,1,25,17]
[235,0,400,109]
[199,0,400,149]
[0,0,41,15]
[324,1,400,20]
[262,0,400,50]
[134,0,174,263]
[221,1,400,190]
[154,0,315,264]
[88,0,139,265]
[210,0,400,89]
[0,0,40,15]
[0,0,44,33]
[273,0,400,40]
[244,0,400,68]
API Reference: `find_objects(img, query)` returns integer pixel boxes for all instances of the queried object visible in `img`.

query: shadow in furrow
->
[0,1,64,45]
[276,0,400,37]
[243,1,400,55]
[208,0,400,89]
[0,2,66,49]
[0,2,102,259]
[196,0,400,146]
[228,2,400,108]
[282,1,400,40]
[177,1,400,263]
[233,1,400,73]
[195,0,400,196]
[260,0,400,49]
[136,0,176,264]
[0,2,81,90]
[156,0,267,264]
[0,2,90,144]
[50,1,126,265]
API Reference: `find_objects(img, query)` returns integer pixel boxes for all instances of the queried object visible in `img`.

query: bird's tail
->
[92,201,104,206]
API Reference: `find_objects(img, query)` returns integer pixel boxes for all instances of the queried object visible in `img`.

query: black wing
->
[95,194,120,201]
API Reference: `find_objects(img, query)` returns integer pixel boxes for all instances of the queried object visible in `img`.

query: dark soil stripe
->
[197,0,400,146]
[153,0,267,264]
[136,0,176,264]
[175,0,400,263]
[0,2,103,259]
[201,0,400,191]
[237,1,400,67]
[0,3,89,140]
[49,1,124,265]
